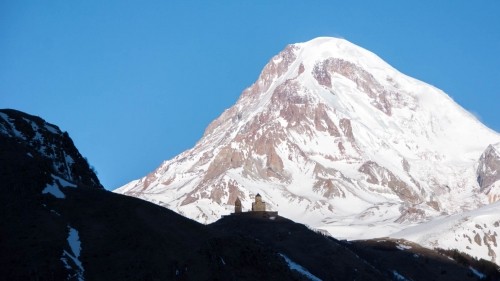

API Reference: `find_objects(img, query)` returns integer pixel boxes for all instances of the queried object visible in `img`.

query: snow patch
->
[392,270,411,281]
[396,244,412,251]
[61,226,84,281]
[279,253,322,281]
[44,123,59,134]
[42,175,77,199]
[0,112,24,139]
[42,182,65,199]
[53,175,77,188]
[469,267,486,280]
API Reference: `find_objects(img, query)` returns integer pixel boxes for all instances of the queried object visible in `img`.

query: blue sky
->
[1,1,499,190]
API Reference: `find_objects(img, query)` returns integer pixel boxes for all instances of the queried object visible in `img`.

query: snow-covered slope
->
[115,37,499,241]
[392,201,500,264]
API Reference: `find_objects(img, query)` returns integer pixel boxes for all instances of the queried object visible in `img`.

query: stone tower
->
[234,197,242,213]
[251,193,266,212]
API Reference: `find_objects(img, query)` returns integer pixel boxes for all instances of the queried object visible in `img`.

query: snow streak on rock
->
[42,181,65,199]
[42,175,79,199]
[279,253,322,281]
[61,226,84,281]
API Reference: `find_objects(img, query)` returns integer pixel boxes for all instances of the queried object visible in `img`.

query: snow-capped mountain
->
[115,37,499,242]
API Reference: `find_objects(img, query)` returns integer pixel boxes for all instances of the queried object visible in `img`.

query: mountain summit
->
[116,37,499,240]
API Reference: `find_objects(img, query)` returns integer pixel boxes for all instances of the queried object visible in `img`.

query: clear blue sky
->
[1,1,499,190]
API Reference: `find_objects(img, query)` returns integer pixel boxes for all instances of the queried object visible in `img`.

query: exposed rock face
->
[359,161,421,204]
[477,144,500,202]
[313,58,397,115]
[115,37,500,247]
[339,118,354,140]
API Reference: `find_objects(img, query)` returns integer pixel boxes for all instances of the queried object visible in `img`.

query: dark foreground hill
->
[211,213,500,281]
[0,109,302,281]
[1,109,498,281]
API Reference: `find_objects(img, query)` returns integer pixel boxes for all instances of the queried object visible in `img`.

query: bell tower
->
[251,193,266,211]
[234,197,242,213]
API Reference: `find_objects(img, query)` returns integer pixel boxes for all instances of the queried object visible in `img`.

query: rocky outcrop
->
[477,144,500,203]
[339,118,354,140]
[0,109,103,190]
[359,161,421,204]
[313,58,395,115]
[477,144,500,191]
[236,44,299,106]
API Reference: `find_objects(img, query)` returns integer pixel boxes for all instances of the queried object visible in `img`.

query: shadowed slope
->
[0,109,300,280]
[211,213,499,280]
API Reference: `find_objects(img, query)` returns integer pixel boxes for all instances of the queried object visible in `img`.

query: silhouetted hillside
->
[211,212,499,281]
[1,109,498,280]
[0,109,300,280]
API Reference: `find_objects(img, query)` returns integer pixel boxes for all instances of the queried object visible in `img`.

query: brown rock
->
[339,118,354,140]
[474,233,482,246]
[477,144,500,191]
[312,58,396,115]
[359,161,421,204]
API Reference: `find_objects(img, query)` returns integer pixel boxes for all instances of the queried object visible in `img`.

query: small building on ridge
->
[251,193,266,212]
[232,194,278,219]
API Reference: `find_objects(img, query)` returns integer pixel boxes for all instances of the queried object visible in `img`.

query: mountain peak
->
[296,37,387,66]
[116,38,500,262]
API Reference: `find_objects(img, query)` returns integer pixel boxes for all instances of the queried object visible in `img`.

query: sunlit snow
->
[115,37,500,264]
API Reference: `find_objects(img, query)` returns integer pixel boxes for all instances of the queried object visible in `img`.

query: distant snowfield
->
[115,37,500,264]
[391,201,500,265]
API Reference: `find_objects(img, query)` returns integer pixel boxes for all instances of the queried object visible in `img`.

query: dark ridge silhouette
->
[1,109,498,280]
